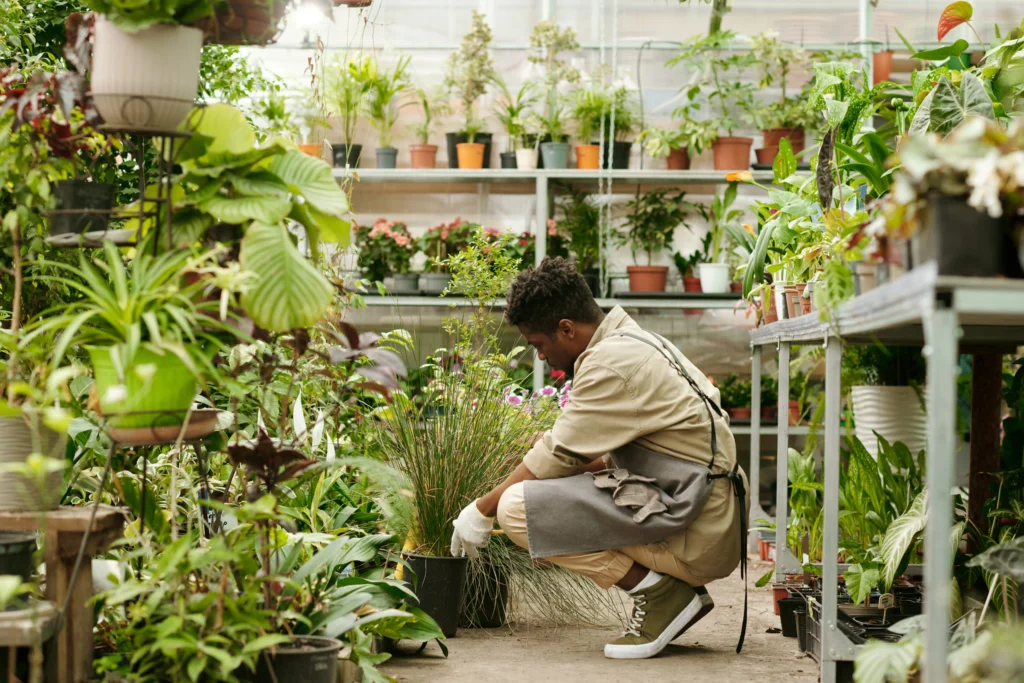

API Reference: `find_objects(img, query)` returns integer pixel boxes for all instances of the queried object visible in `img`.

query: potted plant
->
[698,182,744,293]
[718,374,752,420]
[409,86,448,169]
[873,29,894,85]
[492,78,538,169]
[619,188,696,293]
[417,218,471,294]
[194,0,335,45]
[569,82,605,169]
[673,238,710,293]
[325,53,375,167]
[555,189,602,295]
[355,219,419,293]
[443,11,496,169]
[365,55,411,169]
[748,31,816,165]
[529,19,580,169]
[289,91,328,159]
[843,345,927,457]
[535,101,571,169]
[85,0,212,131]
[668,31,756,170]
[599,83,639,169]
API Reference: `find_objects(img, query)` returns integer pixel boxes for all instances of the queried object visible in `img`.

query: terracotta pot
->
[789,399,801,426]
[576,144,600,169]
[297,142,321,158]
[666,147,691,170]
[784,284,802,318]
[873,50,894,85]
[409,144,438,169]
[727,407,752,420]
[762,405,778,422]
[762,128,806,155]
[761,288,779,325]
[626,265,669,293]
[456,142,485,169]
[773,586,791,616]
[755,148,775,165]
[730,281,743,293]
[712,136,753,170]
[683,276,702,293]
[758,539,768,561]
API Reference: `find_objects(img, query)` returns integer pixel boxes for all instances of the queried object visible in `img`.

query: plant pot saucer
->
[45,229,136,249]
[752,162,811,171]
[107,409,225,446]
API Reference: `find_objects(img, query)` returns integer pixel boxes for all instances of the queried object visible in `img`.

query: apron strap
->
[709,464,748,654]
[612,330,724,470]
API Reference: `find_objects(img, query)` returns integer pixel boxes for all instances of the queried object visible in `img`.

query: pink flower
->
[394,235,410,247]
[372,218,388,230]
[506,394,524,406]
[547,218,556,230]
[559,396,569,409]
[540,386,556,397]
[441,230,449,240]
[485,227,501,236]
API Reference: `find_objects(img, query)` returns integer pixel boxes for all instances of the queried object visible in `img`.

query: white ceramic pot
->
[515,148,538,171]
[698,263,731,294]
[91,16,203,132]
[0,416,66,512]
[851,385,928,457]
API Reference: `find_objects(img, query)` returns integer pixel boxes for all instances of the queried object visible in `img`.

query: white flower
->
[102,384,127,405]
[966,151,1004,218]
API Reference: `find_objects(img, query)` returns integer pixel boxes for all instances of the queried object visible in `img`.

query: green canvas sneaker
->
[604,575,706,660]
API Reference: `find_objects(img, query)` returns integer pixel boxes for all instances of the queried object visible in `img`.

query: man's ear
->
[558,319,575,339]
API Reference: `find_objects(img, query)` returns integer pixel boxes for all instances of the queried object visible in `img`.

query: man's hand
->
[451,500,494,559]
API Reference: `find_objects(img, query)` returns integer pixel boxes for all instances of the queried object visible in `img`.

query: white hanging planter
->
[91,16,203,132]
[698,262,730,294]
[851,385,928,457]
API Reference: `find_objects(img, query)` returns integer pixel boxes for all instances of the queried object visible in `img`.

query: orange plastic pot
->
[456,142,485,169]
[667,147,691,170]
[712,136,753,170]
[874,50,894,85]
[789,399,801,426]
[626,266,668,293]
[683,277,702,293]
[576,144,600,169]
[298,142,321,158]
[410,144,438,169]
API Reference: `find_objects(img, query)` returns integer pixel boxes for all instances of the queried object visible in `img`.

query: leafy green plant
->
[354,220,417,281]
[703,182,745,265]
[529,19,580,124]
[325,54,376,147]
[410,87,449,146]
[620,189,697,266]
[82,0,213,31]
[444,11,496,135]
[555,188,602,272]
[417,218,472,273]
[717,373,751,409]
[667,31,756,139]
[365,55,412,149]
[569,77,639,143]
[492,78,539,150]
[747,31,818,131]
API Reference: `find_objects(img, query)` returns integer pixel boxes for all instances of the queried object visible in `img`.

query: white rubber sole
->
[603,593,704,660]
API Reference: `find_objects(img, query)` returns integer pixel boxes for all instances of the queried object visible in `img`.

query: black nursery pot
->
[795,609,809,652]
[582,268,601,297]
[912,194,1024,278]
[403,553,469,638]
[461,566,509,629]
[499,151,518,169]
[245,636,342,683]
[50,180,115,235]
[596,140,632,169]
[778,596,805,638]
[445,132,493,169]
[332,143,362,168]
[0,532,36,583]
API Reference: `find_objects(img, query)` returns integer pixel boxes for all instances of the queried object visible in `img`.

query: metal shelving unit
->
[359,294,744,310]
[747,262,1024,683]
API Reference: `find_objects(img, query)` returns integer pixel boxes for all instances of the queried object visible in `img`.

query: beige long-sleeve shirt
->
[523,306,748,583]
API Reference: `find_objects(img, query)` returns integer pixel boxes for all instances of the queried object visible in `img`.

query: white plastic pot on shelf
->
[851,385,928,457]
[698,263,730,294]
[91,16,203,132]
[515,148,538,170]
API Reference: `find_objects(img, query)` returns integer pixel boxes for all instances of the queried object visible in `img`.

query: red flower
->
[550,369,566,380]
[519,238,528,246]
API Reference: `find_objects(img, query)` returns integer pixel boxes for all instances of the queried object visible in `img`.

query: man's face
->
[519,321,581,375]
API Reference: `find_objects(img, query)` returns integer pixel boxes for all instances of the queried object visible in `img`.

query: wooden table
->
[0,506,125,683]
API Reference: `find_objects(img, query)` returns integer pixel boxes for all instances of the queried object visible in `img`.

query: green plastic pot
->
[88,346,197,428]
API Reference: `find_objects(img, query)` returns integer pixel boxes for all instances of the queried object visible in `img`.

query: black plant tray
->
[752,162,812,171]
[613,291,742,300]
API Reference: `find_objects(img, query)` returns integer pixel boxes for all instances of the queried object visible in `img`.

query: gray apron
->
[522,330,749,653]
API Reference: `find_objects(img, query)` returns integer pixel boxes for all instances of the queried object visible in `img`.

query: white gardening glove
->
[450,500,494,559]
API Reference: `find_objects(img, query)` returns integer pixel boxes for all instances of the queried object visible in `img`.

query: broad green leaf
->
[228,171,291,198]
[268,151,350,216]
[880,491,928,592]
[937,2,973,42]
[913,38,970,62]
[845,563,881,606]
[392,606,446,642]
[239,222,333,332]
[198,195,291,226]
[773,137,797,181]
[291,203,352,247]
[909,88,937,135]
[742,219,777,297]
[241,634,291,655]
[824,99,850,129]
[929,73,995,135]
[853,639,920,683]
[183,104,255,156]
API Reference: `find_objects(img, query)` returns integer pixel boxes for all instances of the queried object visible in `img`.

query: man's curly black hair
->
[505,257,602,333]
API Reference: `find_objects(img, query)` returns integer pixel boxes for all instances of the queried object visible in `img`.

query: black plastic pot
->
[403,553,468,638]
[795,609,808,652]
[242,636,341,683]
[898,597,922,616]
[461,566,509,628]
[912,194,1024,278]
[582,268,601,298]
[499,152,517,169]
[445,132,493,169]
[50,180,115,235]
[596,140,632,169]
[0,533,36,584]
[332,143,362,168]
[778,596,804,637]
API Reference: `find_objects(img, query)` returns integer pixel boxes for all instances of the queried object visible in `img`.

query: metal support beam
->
[821,336,844,683]
[532,174,549,394]
[749,347,763,553]
[775,343,802,578]
[922,307,959,683]
[860,0,874,84]
[969,353,1002,545]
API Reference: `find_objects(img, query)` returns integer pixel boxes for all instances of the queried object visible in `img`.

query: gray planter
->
[388,273,420,295]
[419,272,451,295]
[376,147,398,169]
[540,142,570,169]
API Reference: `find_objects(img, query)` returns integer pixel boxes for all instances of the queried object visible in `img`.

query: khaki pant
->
[496,482,704,590]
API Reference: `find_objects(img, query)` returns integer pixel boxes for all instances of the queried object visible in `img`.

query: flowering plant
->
[504,381,572,430]
[417,218,472,272]
[354,219,418,282]
[503,220,568,269]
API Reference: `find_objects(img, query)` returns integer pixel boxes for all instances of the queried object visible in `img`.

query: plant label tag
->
[878,593,895,610]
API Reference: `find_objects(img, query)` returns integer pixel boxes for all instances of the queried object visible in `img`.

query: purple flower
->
[506,394,524,406]
[540,386,557,397]
[559,396,569,409]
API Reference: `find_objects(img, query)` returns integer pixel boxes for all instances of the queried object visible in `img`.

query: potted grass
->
[536,102,571,169]
[748,31,816,165]
[418,218,471,294]
[718,374,752,420]
[598,83,639,169]
[569,82,605,169]
[444,11,496,169]
[492,78,538,170]
[84,0,212,131]
[698,182,744,294]
[620,188,696,293]
[355,219,419,293]
[366,55,411,169]
[326,54,375,167]
[409,87,448,169]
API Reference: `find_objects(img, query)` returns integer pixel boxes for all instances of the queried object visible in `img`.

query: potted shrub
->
[673,240,708,293]
[698,182,744,293]
[599,84,639,169]
[85,0,211,131]
[556,189,602,295]
[355,219,419,293]
[325,54,375,167]
[569,82,605,169]
[843,345,927,457]
[718,374,752,420]
[492,78,538,169]
[417,218,471,294]
[366,55,411,169]
[570,76,639,170]
[620,188,696,293]
[748,32,816,165]
[529,19,580,170]
[409,87,448,169]
[443,11,496,169]
[535,101,571,169]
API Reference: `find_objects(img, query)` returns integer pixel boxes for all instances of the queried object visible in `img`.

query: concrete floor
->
[383,556,818,682]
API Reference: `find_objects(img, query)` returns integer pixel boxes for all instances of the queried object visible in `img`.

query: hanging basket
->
[196,0,289,46]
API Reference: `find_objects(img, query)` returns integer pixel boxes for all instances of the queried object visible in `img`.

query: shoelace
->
[622,596,648,637]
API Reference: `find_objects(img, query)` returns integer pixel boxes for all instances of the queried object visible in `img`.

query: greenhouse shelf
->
[747,262,1024,683]
[360,295,744,310]
[334,168,775,185]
